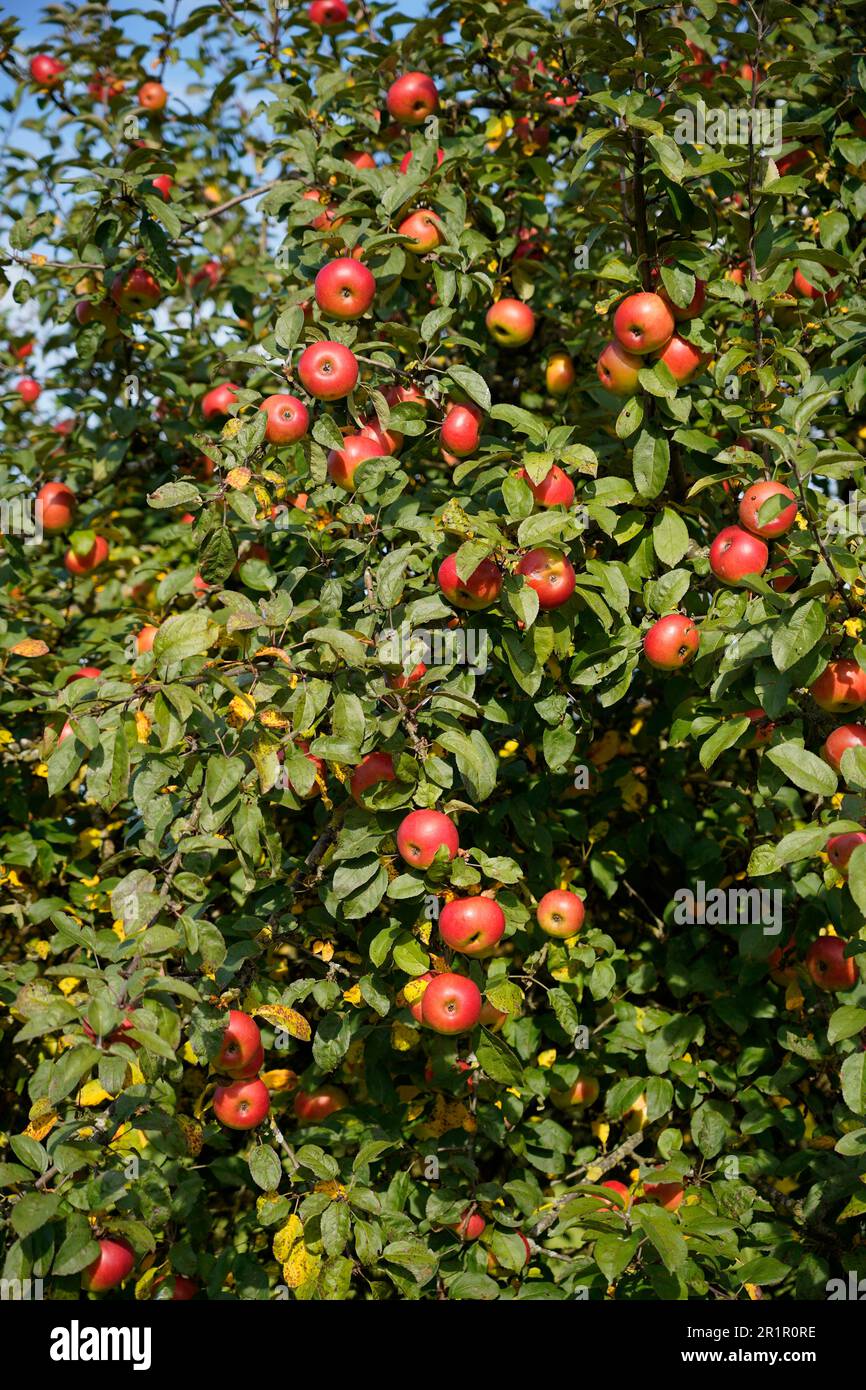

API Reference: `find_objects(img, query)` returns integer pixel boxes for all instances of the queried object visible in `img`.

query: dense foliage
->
[1,0,866,1302]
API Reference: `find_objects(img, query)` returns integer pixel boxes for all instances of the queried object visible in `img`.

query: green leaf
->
[765,743,837,796]
[631,1202,687,1273]
[632,429,670,500]
[446,365,491,412]
[771,600,826,673]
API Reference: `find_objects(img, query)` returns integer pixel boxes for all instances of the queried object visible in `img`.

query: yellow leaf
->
[175,1115,204,1157]
[25,1108,59,1141]
[227,693,256,727]
[78,1080,114,1105]
[274,1215,319,1289]
[343,984,362,1005]
[311,939,334,962]
[260,1068,298,1092]
[537,1049,557,1069]
[10,638,49,657]
[134,710,151,743]
[391,1021,419,1051]
[225,466,251,489]
[253,1003,311,1042]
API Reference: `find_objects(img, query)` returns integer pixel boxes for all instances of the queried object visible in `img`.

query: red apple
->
[30,55,66,87]
[421,972,482,1034]
[441,403,483,457]
[293,1085,349,1121]
[216,1010,264,1078]
[738,481,797,538]
[285,741,325,799]
[259,393,309,444]
[139,81,167,111]
[75,299,119,334]
[437,552,502,610]
[302,188,342,232]
[136,625,158,655]
[213,1077,270,1129]
[190,260,222,291]
[516,547,575,610]
[201,382,239,421]
[805,937,857,991]
[154,1274,199,1300]
[315,257,376,320]
[408,971,436,1023]
[360,417,403,455]
[742,708,776,745]
[15,377,40,405]
[111,266,162,313]
[64,536,109,575]
[350,751,395,803]
[826,832,866,875]
[644,614,700,670]
[327,433,388,490]
[594,1180,630,1211]
[309,0,349,22]
[642,1178,684,1212]
[597,340,642,395]
[453,1209,485,1240]
[518,465,574,508]
[613,292,675,355]
[550,1075,600,1108]
[345,149,377,169]
[486,298,536,348]
[823,724,866,772]
[389,663,426,691]
[537,888,584,939]
[810,660,866,713]
[657,276,706,321]
[768,935,798,986]
[708,526,768,584]
[399,147,445,174]
[655,334,705,384]
[67,666,103,683]
[397,808,459,869]
[546,353,575,395]
[790,268,841,305]
[439,897,505,956]
[386,72,439,126]
[82,1237,135,1292]
[37,480,76,533]
[151,174,173,200]
[398,209,444,252]
[297,341,358,400]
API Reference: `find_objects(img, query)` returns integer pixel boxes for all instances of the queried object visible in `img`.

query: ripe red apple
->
[597,340,642,395]
[30,55,66,87]
[826,832,866,875]
[517,547,575,610]
[216,1010,264,1078]
[15,377,40,405]
[790,268,840,305]
[439,897,505,956]
[642,1178,684,1212]
[386,72,439,126]
[537,888,584,939]
[389,662,426,691]
[441,403,483,457]
[398,209,444,252]
[64,536,110,575]
[345,149,376,169]
[738,481,797,538]
[823,724,866,772]
[518,465,574,508]
[293,1085,348,1121]
[545,353,575,395]
[82,1237,135,1292]
[550,1075,600,1108]
[453,1209,485,1240]
[315,257,376,320]
[805,936,857,991]
[810,660,866,713]
[259,393,309,444]
[190,260,222,290]
[613,292,675,354]
[75,299,119,334]
[767,935,797,986]
[36,480,76,533]
[644,614,700,670]
[302,188,342,231]
[485,298,536,348]
[421,972,482,1034]
[327,433,388,490]
[136,625,158,655]
[655,334,705,384]
[384,383,427,409]
[139,81,167,111]
[708,526,768,584]
[360,417,403,455]
[309,0,349,22]
[111,266,162,313]
[201,382,239,421]
[67,666,103,683]
[213,1077,270,1129]
[154,1274,199,1300]
[397,808,459,868]
[151,174,173,199]
[350,751,395,803]
[399,147,445,174]
[742,708,776,745]
[657,277,706,321]
[297,341,359,400]
[437,552,502,610]
[594,1180,630,1210]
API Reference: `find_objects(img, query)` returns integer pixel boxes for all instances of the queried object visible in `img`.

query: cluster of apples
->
[32,479,114,577]
[596,286,705,396]
[81,1235,198,1298]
